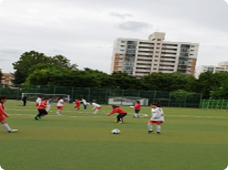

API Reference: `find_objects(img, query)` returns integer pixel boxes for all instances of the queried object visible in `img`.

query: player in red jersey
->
[74,99,81,110]
[35,98,49,120]
[0,96,18,133]
[134,101,141,118]
[107,105,127,124]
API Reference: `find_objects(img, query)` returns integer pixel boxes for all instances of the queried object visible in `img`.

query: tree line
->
[9,50,228,99]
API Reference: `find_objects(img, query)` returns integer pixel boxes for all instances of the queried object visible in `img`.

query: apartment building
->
[195,64,227,78]
[218,62,228,71]
[111,32,199,77]
[0,69,14,85]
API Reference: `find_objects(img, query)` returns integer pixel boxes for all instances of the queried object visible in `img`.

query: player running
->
[147,103,164,134]
[0,96,18,133]
[56,97,65,115]
[35,96,42,107]
[35,98,49,120]
[82,98,88,110]
[90,102,101,114]
[107,105,127,124]
[74,99,81,110]
[134,101,141,118]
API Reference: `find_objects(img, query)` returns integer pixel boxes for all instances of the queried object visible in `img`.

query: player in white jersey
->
[82,98,88,110]
[56,97,65,115]
[35,96,42,107]
[90,102,102,114]
[46,98,52,111]
[147,103,164,134]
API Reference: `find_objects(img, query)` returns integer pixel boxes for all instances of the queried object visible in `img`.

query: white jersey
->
[150,107,164,122]
[92,103,101,109]
[57,99,64,106]
[36,97,42,104]
[82,99,87,105]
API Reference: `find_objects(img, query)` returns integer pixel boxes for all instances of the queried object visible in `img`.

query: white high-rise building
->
[195,65,226,78]
[111,32,199,77]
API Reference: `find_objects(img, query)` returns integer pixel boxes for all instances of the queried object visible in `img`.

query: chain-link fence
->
[0,84,202,108]
[200,99,228,110]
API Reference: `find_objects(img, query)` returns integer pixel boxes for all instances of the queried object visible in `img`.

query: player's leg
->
[119,113,127,124]
[40,110,48,118]
[35,110,42,120]
[155,123,161,134]
[1,119,18,133]
[147,121,153,133]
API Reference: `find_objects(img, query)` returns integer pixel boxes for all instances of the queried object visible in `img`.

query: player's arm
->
[0,105,9,117]
[107,108,117,116]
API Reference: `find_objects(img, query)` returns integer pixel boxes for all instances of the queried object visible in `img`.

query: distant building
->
[195,65,226,78]
[111,32,199,78]
[218,62,228,71]
[0,69,14,85]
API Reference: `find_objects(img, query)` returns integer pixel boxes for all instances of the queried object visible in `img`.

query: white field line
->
[8,113,228,119]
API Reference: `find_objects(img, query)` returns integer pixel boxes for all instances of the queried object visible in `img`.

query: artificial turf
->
[0,101,228,170]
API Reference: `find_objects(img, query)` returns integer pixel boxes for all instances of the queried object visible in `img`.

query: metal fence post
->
[153,91,156,103]
[121,90,124,105]
[71,87,74,99]
[87,88,90,101]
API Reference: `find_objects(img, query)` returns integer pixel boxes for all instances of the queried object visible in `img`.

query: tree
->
[12,51,50,84]
[0,69,3,84]
[12,51,78,84]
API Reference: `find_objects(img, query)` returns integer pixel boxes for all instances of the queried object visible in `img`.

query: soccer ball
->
[129,106,134,109]
[111,128,120,134]
[144,114,148,117]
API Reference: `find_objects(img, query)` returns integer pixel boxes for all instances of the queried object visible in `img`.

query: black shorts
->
[135,110,140,113]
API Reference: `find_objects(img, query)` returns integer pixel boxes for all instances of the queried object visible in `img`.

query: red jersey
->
[38,101,47,110]
[109,107,126,115]
[134,103,141,110]
[76,100,80,105]
[0,103,8,117]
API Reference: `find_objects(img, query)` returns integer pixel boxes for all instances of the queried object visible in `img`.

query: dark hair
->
[136,101,140,104]
[42,97,49,100]
[150,103,158,106]
[0,96,7,101]
[58,97,63,100]
[157,104,162,107]
[112,105,119,108]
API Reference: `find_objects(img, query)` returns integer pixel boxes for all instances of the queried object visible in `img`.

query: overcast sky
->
[0,0,228,74]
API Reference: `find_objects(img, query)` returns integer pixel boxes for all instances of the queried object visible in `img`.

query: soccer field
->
[0,101,228,170]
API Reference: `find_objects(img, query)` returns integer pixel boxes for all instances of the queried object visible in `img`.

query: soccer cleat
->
[8,129,18,133]
[118,122,123,124]
[157,132,160,134]
[35,117,39,120]
[148,130,153,133]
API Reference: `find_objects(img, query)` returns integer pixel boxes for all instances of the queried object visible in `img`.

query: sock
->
[135,113,137,117]
[156,125,161,132]
[148,124,153,131]
[2,123,11,131]
[56,112,59,114]
[94,110,98,114]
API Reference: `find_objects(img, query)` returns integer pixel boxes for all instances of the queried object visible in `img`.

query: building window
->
[154,60,158,62]
[153,68,157,70]
[154,64,157,66]
[155,55,159,58]
[155,51,159,53]
[156,47,160,49]
[157,43,161,45]
[157,39,161,41]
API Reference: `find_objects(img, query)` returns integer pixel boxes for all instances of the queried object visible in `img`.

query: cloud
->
[109,12,133,19]
[118,21,151,31]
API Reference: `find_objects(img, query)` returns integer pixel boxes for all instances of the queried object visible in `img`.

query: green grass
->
[0,101,228,170]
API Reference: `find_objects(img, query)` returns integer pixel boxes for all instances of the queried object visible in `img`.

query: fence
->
[200,99,228,110]
[0,84,202,108]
